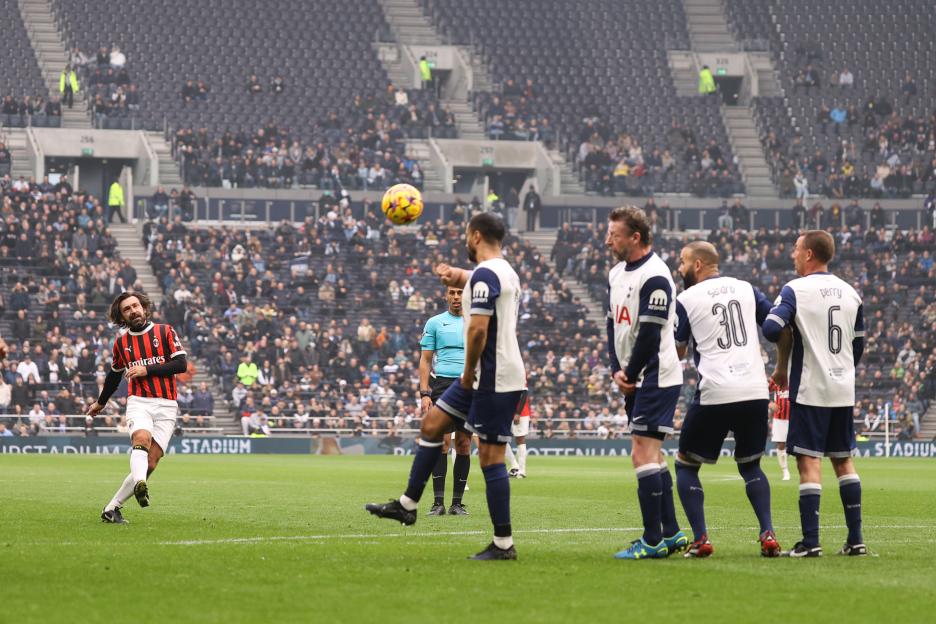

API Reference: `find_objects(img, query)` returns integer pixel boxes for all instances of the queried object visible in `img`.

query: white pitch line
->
[160,524,936,547]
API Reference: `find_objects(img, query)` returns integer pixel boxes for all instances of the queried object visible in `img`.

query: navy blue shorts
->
[788,403,856,458]
[678,399,769,464]
[467,390,524,444]
[435,381,472,434]
[625,385,680,439]
[429,375,458,402]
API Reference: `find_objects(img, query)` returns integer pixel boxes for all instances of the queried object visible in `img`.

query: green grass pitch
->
[1,455,934,623]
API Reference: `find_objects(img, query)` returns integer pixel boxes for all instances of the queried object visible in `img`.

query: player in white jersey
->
[763,230,867,557]
[367,213,526,560]
[672,242,783,558]
[605,206,687,560]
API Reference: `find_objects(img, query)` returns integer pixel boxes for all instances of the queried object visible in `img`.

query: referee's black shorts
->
[429,375,458,402]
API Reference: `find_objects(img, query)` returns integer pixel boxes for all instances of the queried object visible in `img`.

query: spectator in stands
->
[191,382,214,416]
[181,79,196,102]
[60,65,79,109]
[246,74,262,94]
[270,75,286,95]
[902,72,917,104]
[838,67,854,89]
[45,96,62,117]
[237,353,259,386]
[109,46,126,69]
[698,65,716,95]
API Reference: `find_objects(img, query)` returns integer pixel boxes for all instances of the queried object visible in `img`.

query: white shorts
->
[511,416,530,438]
[771,418,789,444]
[127,395,179,452]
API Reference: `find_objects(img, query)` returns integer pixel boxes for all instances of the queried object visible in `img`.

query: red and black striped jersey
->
[516,391,531,417]
[770,384,790,421]
[111,322,186,401]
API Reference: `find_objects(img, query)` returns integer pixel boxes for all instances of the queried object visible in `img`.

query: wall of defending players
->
[3,436,936,457]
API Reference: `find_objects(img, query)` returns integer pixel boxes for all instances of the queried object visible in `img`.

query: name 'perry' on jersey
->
[766,273,863,407]
[675,276,771,405]
[608,251,682,388]
[467,258,526,393]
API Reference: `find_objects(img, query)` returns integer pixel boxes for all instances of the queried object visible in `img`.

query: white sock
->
[504,444,518,471]
[517,444,527,474]
[130,448,149,484]
[778,449,789,472]
[399,494,418,511]
[105,473,135,511]
[494,535,514,549]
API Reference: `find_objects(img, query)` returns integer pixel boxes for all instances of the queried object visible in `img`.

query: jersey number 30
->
[712,300,748,349]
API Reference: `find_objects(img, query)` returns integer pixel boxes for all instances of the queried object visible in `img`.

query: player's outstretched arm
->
[126,355,188,379]
[435,263,469,289]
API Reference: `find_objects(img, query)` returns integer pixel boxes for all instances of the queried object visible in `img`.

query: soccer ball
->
[381,183,424,225]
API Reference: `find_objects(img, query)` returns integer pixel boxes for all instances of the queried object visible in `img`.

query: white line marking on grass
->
[160,524,936,547]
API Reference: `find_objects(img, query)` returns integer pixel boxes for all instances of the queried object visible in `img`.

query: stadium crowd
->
[0,174,214,435]
[574,117,744,197]
[170,84,454,190]
[760,104,936,200]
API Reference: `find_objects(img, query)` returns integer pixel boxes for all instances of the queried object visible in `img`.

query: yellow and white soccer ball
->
[381,183,424,225]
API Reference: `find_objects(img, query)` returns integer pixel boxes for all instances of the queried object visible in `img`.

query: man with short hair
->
[673,241,783,558]
[419,285,471,516]
[367,213,526,560]
[605,206,687,559]
[763,230,867,557]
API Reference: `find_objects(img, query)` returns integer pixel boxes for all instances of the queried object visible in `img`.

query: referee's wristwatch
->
[420,390,432,398]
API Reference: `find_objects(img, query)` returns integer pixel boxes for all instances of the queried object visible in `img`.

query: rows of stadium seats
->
[724,0,936,197]
[0,0,49,128]
[554,215,936,438]
[423,0,740,194]
[49,0,394,133]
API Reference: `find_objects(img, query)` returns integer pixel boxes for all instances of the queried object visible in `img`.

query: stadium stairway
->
[18,0,90,129]
[520,230,605,327]
[377,0,441,45]
[721,106,777,197]
[4,128,34,180]
[404,139,444,192]
[683,0,736,52]
[919,406,936,441]
[144,132,184,188]
[109,224,236,431]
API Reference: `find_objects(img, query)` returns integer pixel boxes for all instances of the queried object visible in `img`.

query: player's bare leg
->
[365,406,455,525]
[469,441,516,560]
[831,456,866,555]
[786,454,824,557]
[449,431,472,515]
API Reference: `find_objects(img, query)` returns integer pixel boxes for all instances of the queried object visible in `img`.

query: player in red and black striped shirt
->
[87,292,188,523]
[769,380,791,481]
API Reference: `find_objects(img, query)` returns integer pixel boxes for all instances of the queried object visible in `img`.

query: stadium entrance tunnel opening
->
[46,156,136,203]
